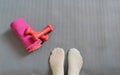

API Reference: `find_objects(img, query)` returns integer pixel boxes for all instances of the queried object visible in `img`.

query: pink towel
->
[10,18,42,52]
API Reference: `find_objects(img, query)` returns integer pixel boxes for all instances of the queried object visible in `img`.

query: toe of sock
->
[69,48,80,54]
[52,47,65,54]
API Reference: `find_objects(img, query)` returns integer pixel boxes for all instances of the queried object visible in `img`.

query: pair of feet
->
[49,48,83,75]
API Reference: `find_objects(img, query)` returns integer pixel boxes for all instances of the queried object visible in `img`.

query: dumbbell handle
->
[25,24,53,41]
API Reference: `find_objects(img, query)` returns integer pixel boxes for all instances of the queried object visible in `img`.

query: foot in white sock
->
[49,48,65,75]
[68,48,83,75]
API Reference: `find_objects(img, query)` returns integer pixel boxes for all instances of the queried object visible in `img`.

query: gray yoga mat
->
[0,0,120,75]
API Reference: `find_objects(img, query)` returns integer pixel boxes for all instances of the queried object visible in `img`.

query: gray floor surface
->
[0,0,120,75]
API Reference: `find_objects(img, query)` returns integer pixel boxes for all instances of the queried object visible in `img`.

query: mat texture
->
[0,0,120,75]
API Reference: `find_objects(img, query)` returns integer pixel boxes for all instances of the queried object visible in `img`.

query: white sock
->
[49,48,65,75]
[68,48,83,75]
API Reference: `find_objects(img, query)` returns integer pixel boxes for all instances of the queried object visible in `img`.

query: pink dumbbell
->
[25,24,53,41]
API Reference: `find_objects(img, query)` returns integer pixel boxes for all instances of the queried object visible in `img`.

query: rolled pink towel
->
[10,18,42,52]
